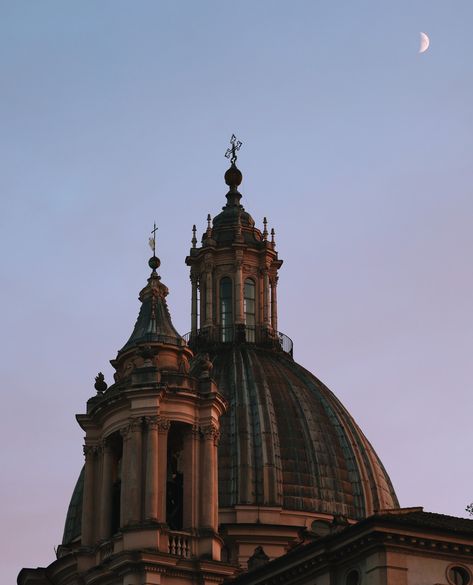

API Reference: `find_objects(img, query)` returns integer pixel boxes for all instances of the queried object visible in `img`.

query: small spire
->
[271,227,276,248]
[263,217,268,241]
[206,214,212,236]
[191,224,197,249]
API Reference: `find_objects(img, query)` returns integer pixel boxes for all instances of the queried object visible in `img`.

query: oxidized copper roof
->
[119,270,185,352]
[208,345,398,519]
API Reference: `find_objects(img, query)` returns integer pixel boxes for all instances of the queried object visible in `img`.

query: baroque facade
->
[18,145,473,585]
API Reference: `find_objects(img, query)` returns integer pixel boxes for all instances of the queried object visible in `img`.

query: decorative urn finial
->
[94,372,107,394]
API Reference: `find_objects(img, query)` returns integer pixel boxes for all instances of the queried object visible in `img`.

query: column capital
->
[201,423,221,445]
[120,420,142,441]
[101,436,113,452]
[83,444,98,458]
[157,417,171,433]
[145,415,159,430]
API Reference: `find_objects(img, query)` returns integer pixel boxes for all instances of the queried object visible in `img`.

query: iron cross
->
[225,134,242,165]
[149,223,158,255]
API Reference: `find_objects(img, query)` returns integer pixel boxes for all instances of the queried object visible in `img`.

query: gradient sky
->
[1,1,472,582]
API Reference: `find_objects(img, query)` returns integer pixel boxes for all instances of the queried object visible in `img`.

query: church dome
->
[197,344,398,519]
[62,146,399,559]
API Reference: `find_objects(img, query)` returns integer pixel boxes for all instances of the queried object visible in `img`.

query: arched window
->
[244,278,256,342]
[166,423,185,531]
[220,277,233,341]
[109,432,123,535]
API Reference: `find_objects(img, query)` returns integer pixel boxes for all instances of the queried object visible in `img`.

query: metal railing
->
[183,325,293,357]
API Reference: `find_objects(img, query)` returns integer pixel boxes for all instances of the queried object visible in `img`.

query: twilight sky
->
[1,1,472,582]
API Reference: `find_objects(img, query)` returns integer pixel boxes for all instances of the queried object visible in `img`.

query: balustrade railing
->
[168,531,191,558]
[183,325,293,357]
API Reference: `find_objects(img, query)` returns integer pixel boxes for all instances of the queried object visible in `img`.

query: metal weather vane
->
[149,222,158,256]
[225,134,242,165]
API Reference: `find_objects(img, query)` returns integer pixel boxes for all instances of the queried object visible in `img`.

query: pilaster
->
[81,444,97,546]
[144,416,159,521]
[99,438,113,540]
[157,417,170,522]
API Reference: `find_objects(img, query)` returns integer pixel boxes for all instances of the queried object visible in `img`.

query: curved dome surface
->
[207,345,398,520]
[62,344,398,544]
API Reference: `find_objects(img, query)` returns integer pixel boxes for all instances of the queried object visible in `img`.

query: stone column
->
[199,272,206,326]
[258,269,264,326]
[212,428,221,529]
[263,269,270,325]
[235,255,244,324]
[200,424,219,531]
[205,265,213,327]
[81,445,97,546]
[120,425,131,527]
[157,418,170,522]
[190,274,198,333]
[99,438,113,540]
[128,418,143,525]
[145,416,159,521]
[271,275,278,331]
[182,425,200,530]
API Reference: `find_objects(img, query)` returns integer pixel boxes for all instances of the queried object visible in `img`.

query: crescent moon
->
[419,31,430,54]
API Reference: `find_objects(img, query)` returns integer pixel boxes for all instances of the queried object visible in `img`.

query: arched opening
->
[220,277,233,341]
[244,278,256,342]
[109,433,123,535]
[166,422,185,530]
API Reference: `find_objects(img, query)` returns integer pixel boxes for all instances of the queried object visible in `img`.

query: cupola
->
[186,135,285,351]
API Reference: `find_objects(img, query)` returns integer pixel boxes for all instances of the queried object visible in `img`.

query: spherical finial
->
[225,163,243,188]
[148,255,161,271]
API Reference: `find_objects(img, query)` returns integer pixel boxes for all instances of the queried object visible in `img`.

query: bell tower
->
[186,135,285,351]
[19,244,237,585]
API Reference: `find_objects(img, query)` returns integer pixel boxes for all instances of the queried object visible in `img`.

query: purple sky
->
[2,2,472,582]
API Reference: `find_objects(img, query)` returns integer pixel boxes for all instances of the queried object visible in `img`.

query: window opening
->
[166,423,185,530]
[244,278,256,342]
[220,277,233,341]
